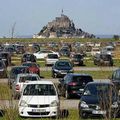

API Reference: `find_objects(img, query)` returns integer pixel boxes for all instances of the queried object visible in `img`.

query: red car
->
[22,62,40,76]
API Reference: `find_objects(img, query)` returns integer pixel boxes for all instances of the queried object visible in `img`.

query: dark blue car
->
[52,60,73,78]
[78,82,119,118]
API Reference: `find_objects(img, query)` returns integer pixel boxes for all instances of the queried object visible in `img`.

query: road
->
[7,66,119,71]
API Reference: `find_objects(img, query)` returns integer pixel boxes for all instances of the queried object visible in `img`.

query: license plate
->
[92,110,106,115]
[32,109,46,112]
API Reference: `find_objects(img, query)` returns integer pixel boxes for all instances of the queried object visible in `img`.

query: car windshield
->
[73,55,82,58]
[48,54,58,59]
[19,76,39,82]
[22,63,37,67]
[56,61,71,68]
[83,84,116,99]
[23,84,56,96]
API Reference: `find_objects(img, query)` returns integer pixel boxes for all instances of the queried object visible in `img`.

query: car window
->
[48,54,58,59]
[23,84,56,96]
[113,71,120,80]
[56,61,71,67]
[72,76,93,84]
[19,76,38,82]
[83,84,116,99]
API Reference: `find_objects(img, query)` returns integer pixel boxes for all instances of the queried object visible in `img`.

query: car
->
[91,47,100,56]
[0,52,11,67]
[78,82,119,118]
[8,66,29,88]
[93,53,113,66]
[52,60,73,78]
[22,62,40,76]
[109,68,120,92]
[15,44,25,54]
[12,73,40,99]
[33,49,59,59]
[59,47,70,57]
[58,73,93,99]
[45,53,59,66]
[18,81,60,118]
[101,46,114,56]
[21,53,36,63]
[0,60,7,78]
[70,53,84,66]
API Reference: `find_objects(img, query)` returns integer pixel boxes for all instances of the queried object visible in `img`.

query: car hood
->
[20,96,58,105]
[81,96,99,104]
[81,95,116,105]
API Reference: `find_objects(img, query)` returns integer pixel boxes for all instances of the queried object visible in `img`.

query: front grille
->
[28,104,50,108]
[28,112,50,115]
[89,105,97,109]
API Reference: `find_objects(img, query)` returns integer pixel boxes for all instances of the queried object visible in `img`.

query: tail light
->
[15,84,20,91]
[68,82,77,86]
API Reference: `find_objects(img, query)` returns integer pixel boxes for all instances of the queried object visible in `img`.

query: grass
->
[0,84,11,100]
[0,38,117,44]
[40,70,112,79]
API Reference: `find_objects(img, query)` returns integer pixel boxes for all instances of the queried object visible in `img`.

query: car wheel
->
[65,90,70,99]
[79,111,87,119]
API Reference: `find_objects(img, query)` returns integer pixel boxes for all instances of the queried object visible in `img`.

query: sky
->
[0,0,120,38]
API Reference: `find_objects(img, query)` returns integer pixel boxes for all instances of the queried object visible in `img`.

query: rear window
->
[72,76,93,83]
[23,84,56,96]
[48,54,58,59]
[19,76,38,82]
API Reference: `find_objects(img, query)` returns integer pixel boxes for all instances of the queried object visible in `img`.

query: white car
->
[12,73,40,99]
[33,50,59,59]
[18,81,60,118]
[91,47,100,56]
[45,53,59,66]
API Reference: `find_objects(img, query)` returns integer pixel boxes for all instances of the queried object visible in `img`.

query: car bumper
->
[53,71,73,77]
[19,106,59,117]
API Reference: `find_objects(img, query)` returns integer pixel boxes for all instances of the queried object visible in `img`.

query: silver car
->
[12,73,40,99]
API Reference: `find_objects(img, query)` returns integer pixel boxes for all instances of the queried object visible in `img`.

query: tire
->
[65,90,70,99]
[79,111,87,119]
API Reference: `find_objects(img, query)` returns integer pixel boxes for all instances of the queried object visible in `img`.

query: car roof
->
[23,80,54,85]
[86,81,114,86]
[17,73,39,77]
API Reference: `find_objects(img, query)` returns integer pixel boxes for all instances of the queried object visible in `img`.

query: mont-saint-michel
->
[33,14,95,39]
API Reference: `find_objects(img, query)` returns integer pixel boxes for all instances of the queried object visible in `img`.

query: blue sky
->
[0,0,120,37]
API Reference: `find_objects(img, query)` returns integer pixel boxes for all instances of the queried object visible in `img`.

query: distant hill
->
[33,14,95,39]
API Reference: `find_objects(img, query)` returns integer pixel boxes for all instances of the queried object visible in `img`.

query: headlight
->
[50,100,58,107]
[80,101,88,108]
[19,100,28,107]
[112,102,118,108]
[54,69,59,72]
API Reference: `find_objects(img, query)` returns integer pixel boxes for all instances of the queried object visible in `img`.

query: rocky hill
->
[33,14,95,38]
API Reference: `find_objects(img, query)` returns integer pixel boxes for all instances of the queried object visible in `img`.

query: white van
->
[18,81,59,118]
